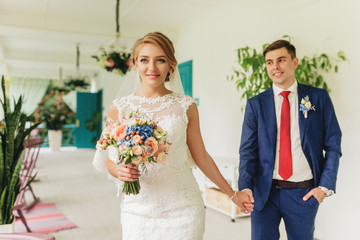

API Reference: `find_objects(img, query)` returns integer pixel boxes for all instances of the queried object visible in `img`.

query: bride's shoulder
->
[174,93,195,104]
[113,94,134,104]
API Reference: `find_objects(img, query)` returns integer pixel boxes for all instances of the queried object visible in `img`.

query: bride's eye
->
[157,59,166,63]
[140,58,148,63]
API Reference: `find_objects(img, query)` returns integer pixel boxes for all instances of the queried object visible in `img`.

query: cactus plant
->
[0,75,40,225]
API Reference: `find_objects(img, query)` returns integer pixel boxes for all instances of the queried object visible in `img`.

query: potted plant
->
[228,35,346,110]
[0,76,39,232]
[38,101,73,151]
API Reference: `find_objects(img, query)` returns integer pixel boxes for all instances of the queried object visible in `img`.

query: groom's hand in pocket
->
[118,161,141,182]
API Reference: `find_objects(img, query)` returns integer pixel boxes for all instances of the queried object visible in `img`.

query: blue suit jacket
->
[238,82,342,211]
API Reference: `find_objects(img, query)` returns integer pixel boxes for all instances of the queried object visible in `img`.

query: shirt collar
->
[273,80,298,96]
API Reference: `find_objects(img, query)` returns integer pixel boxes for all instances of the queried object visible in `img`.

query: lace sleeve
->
[92,100,124,197]
[179,95,197,168]
[181,95,197,124]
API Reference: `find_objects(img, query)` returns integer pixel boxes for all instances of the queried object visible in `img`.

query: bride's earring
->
[168,72,172,81]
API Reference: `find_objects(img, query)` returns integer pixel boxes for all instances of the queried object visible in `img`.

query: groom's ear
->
[293,57,299,69]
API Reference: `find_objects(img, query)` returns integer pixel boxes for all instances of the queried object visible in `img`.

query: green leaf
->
[125,158,132,164]
[148,156,154,163]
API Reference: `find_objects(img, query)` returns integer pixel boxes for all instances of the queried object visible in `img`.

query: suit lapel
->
[261,88,277,155]
[298,83,310,144]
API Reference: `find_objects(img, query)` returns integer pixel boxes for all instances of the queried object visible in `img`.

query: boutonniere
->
[299,96,315,118]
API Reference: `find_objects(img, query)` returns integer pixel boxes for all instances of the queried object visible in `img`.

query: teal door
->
[178,60,193,97]
[75,90,103,148]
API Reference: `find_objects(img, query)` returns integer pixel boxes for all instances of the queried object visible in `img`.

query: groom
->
[238,40,342,240]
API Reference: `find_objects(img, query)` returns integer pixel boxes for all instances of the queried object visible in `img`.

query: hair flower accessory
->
[300,95,315,118]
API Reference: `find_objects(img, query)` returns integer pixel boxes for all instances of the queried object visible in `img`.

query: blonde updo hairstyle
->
[132,32,177,82]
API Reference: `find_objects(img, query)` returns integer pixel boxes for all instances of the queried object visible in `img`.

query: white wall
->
[175,0,360,239]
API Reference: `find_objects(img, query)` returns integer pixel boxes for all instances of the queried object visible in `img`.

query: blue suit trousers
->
[251,187,319,240]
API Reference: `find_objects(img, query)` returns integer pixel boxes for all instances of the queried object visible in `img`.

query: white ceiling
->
[0,0,227,78]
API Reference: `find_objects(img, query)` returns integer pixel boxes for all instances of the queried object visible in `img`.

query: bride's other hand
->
[117,161,141,182]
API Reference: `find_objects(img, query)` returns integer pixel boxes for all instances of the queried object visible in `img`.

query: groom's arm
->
[238,99,259,192]
[319,89,342,192]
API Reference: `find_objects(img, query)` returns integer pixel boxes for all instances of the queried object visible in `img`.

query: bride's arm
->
[106,103,140,182]
[186,103,253,212]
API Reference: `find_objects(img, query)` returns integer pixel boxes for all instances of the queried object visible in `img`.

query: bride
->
[93,32,253,240]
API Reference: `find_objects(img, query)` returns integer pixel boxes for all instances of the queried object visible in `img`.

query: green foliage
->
[37,82,75,131]
[64,76,90,91]
[38,101,73,130]
[92,49,132,75]
[228,36,346,110]
[85,111,102,146]
[0,75,40,225]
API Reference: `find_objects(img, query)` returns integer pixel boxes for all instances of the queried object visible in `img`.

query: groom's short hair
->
[263,40,296,59]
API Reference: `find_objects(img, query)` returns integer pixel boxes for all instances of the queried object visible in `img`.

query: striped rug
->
[15,203,78,233]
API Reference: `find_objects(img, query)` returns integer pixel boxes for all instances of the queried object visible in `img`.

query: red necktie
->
[279,91,292,181]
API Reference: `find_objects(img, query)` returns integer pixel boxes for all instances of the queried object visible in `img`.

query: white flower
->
[107,146,119,163]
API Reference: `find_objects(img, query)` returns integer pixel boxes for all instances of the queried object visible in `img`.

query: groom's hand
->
[232,189,254,214]
[242,189,255,213]
[303,187,326,204]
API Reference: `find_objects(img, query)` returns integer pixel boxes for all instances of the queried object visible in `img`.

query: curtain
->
[9,77,51,115]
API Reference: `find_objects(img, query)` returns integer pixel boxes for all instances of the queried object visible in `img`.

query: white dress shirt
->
[272,81,313,182]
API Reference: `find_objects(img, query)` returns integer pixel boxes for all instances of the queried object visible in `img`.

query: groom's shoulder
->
[249,88,272,102]
[299,82,326,93]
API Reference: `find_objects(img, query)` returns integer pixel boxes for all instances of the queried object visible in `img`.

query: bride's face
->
[135,43,172,88]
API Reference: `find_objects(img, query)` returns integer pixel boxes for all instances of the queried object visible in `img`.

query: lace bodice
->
[113,92,194,122]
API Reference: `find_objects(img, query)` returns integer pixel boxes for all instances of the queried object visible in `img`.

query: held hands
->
[117,161,141,182]
[303,187,326,204]
[231,189,254,214]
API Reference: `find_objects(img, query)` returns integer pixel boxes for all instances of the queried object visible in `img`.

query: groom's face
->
[265,47,299,90]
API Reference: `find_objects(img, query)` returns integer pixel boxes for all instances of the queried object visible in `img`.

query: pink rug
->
[14,203,78,233]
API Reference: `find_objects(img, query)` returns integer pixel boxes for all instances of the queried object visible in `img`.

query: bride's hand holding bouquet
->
[96,110,171,195]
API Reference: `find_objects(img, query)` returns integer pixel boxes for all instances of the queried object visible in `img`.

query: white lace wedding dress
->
[93,92,205,240]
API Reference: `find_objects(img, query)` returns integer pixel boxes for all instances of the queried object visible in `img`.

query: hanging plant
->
[64,76,90,91]
[228,35,346,110]
[92,46,132,75]
[65,44,90,91]
[92,0,132,75]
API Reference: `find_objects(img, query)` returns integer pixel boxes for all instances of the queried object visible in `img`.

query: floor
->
[29,147,257,240]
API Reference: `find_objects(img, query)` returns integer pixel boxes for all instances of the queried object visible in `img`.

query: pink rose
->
[132,156,142,165]
[132,145,142,155]
[119,144,128,153]
[164,143,170,152]
[143,137,158,156]
[126,58,133,67]
[111,124,127,141]
[156,126,164,133]
[105,58,115,67]
[132,135,141,144]
[156,152,167,163]
[102,125,114,138]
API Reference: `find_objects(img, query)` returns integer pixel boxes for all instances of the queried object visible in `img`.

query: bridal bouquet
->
[96,111,171,195]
